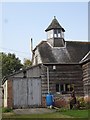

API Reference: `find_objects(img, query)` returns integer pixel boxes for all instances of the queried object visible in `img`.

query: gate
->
[13,78,41,108]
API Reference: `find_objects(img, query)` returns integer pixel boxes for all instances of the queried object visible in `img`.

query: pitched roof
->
[66,41,90,62]
[35,40,90,64]
[45,16,65,32]
[80,51,90,64]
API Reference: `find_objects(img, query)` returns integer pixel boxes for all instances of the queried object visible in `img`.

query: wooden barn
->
[80,51,90,101]
[2,17,90,108]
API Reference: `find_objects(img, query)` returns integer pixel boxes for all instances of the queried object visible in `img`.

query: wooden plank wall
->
[41,64,84,97]
[82,62,90,97]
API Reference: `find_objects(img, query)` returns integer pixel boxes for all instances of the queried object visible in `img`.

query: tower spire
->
[54,16,56,19]
[45,17,65,47]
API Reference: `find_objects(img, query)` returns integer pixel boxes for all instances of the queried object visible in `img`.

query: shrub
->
[2,107,13,113]
[76,97,90,109]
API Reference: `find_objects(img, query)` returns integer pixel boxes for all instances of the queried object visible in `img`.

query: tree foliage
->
[0,52,23,77]
[23,58,32,68]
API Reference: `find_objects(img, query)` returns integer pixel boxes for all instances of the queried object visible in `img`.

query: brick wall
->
[42,96,46,107]
[7,80,13,108]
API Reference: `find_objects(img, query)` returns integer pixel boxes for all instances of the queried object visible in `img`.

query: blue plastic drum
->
[46,93,54,106]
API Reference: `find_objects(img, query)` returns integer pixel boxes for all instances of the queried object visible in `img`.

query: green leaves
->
[0,52,23,77]
[23,58,32,68]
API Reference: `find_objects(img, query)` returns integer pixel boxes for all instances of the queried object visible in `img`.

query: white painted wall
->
[32,48,42,66]
[3,81,8,107]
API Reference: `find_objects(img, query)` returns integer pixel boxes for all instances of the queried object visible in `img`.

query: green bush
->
[76,97,90,109]
[2,107,13,113]
[85,101,90,109]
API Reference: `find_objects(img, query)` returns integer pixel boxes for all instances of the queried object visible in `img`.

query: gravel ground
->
[13,108,55,114]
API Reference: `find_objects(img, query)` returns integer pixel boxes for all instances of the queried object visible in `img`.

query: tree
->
[23,58,32,68]
[0,52,23,77]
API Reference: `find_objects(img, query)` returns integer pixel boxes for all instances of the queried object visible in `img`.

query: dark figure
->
[70,90,76,109]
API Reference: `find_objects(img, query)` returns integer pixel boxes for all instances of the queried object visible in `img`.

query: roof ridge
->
[80,51,90,62]
[33,40,47,51]
[66,41,90,43]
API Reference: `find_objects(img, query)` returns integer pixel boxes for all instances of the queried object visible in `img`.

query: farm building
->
[2,17,90,108]
[80,51,90,101]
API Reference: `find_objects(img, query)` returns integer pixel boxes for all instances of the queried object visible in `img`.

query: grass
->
[2,109,90,119]
[60,109,89,118]
[2,112,72,118]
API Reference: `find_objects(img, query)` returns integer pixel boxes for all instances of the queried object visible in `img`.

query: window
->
[54,30,57,38]
[58,30,61,37]
[56,84,59,92]
[56,83,74,94]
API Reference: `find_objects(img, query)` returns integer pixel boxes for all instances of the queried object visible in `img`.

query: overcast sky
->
[0,2,89,63]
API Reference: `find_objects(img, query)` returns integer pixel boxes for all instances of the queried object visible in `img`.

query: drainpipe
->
[47,67,49,94]
[42,64,50,94]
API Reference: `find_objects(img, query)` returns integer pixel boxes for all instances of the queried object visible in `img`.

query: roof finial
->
[54,16,56,19]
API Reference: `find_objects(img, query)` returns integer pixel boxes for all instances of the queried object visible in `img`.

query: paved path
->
[13,108,55,114]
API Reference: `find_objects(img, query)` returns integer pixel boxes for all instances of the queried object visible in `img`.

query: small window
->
[56,83,74,94]
[56,84,59,92]
[54,34,57,37]
[58,33,61,37]
[54,30,57,34]
[60,84,64,92]
[58,30,61,37]
[53,65,56,70]
[66,84,70,91]
[54,30,57,38]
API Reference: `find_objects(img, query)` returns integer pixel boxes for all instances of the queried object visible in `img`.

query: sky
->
[0,2,89,63]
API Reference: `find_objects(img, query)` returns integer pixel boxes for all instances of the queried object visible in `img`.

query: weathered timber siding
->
[12,65,41,78]
[12,78,41,108]
[82,61,90,98]
[4,65,42,108]
[41,64,83,96]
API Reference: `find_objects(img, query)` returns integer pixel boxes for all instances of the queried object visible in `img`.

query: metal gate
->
[13,78,41,108]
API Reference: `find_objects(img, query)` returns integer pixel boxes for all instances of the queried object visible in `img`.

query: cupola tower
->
[45,16,65,47]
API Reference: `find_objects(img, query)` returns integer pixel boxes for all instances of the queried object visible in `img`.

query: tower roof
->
[45,16,65,32]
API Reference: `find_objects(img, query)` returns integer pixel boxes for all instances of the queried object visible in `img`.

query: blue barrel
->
[46,93,54,106]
